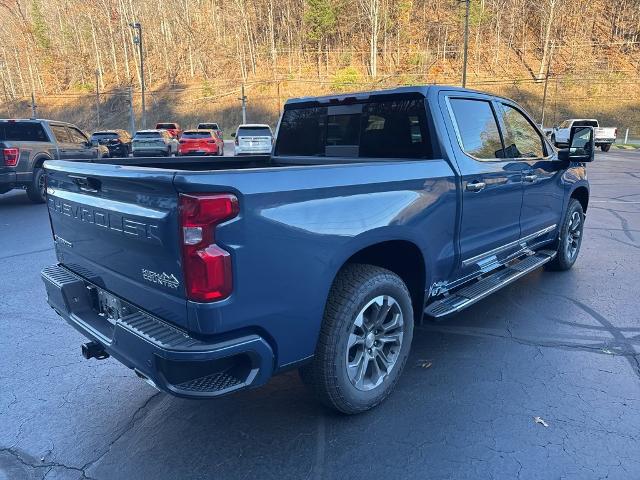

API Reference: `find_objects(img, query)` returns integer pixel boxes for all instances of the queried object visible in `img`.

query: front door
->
[442,93,526,273]
[496,102,564,240]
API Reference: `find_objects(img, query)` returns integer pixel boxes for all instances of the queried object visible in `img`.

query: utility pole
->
[95,69,100,129]
[461,0,470,88]
[130,22,146,129]
[128,86,136,135]
[30,92,37,119]
[276,80,281,118]
[239,83,247,124]
[540,41,555,128]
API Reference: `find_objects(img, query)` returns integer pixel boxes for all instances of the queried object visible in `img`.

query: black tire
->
[546,198,585,271]
[601,144,611,152]
[26,167,46,203]
[299,264,414,414]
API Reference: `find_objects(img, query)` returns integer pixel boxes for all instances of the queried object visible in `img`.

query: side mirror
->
[558,126,595,163]
[231,132,236,138]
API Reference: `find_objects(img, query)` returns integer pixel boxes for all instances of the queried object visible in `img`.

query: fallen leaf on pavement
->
[417,360,432,369]
[534,416,549,427]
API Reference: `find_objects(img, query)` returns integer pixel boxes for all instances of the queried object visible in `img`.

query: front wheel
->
[546,198,585,271]
[26,167,47,203]
[300,264,414,414]
[601,144,611,152]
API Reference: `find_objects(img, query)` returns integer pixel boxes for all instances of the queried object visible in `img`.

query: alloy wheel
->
[346,295,404,392]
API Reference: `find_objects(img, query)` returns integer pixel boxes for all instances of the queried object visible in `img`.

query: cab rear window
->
[0,122,49,142]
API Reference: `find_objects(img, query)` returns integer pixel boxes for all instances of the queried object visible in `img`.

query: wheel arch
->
[32,153,52,170]
[333,239,427,324]
[570,185,589,213]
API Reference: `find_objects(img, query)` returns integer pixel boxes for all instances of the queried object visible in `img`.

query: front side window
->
[449,98,504,159]
[68,127,88,144]
[500,104,545,158]
[51,125,71,143]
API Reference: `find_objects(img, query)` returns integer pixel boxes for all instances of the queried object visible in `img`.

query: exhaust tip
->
[81,341,109,360]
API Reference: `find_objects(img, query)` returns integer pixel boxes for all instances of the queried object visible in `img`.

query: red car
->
[155,122,182,139]
[178,130,224,156]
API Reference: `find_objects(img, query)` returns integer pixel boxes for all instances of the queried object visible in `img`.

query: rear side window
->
[449,99,504,160]
[237,127,272,137]
[0,122,49,141]
[50,125,71,143]
[499,104,545,158]
[276,98,431,159]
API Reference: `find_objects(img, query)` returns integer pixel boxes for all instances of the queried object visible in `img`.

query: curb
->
[613,145,640,150]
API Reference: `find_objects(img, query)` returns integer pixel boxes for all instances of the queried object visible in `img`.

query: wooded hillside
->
[0,0,639,134]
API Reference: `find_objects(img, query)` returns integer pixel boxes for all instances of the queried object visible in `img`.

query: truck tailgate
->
[44,160,188,327]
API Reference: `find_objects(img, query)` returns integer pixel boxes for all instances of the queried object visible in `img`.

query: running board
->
[424,250,557,319]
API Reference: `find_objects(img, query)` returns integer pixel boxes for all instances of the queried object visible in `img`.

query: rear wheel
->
[300,264,414,414]
[26,167,46,203]
[547,198,584,271]
[601,144,611,152]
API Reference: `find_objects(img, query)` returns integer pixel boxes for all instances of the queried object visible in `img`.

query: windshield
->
[182,131,212,139]
[237,127,271,137]
[0,122,49,141]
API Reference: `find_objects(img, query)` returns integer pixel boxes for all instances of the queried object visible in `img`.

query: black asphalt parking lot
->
[1,149,639,480]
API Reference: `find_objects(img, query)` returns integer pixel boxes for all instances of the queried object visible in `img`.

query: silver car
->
[232,124,273,155]
[132,129,178,157]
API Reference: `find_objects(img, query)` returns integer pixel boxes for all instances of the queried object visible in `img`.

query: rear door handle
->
[523,174,538,183]
[466,181,486,192]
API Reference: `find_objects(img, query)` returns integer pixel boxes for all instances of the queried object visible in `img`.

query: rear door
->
[45,161,188,327]
[441,93,526,273]
[50,124,75,160]
[496,102,564,240]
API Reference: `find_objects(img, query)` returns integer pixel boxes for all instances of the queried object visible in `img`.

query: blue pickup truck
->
[41,86,593,414]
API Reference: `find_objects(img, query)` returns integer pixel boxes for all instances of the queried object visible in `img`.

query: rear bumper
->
[595,139,615,145]
[41,264,274,398]
[0,171,17,191]
[178,147,218,155]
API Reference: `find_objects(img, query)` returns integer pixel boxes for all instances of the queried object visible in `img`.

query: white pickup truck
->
[551,119,617,152]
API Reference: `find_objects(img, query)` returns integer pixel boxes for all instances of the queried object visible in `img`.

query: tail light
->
[179,193,239,302]
[615,128,618,137]
[3,148,19,166]
[235,137,239,146]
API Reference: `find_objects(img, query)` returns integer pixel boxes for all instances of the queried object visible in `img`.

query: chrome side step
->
[424,250,557,319]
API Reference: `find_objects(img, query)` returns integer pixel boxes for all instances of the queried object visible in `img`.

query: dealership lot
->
[1,149,639,480]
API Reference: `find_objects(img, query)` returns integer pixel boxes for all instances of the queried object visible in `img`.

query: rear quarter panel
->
[174,160,458,368]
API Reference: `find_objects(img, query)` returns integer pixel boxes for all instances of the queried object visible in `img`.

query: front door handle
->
[466,181,486,192]
[523,174,538,183]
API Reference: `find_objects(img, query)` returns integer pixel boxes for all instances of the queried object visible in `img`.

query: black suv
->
[0,119,104,203]
[90,130,132,158]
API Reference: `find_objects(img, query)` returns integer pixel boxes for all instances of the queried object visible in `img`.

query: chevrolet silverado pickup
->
[41,86,593,414]
[0,119,106,202]
[551,118,616,151]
